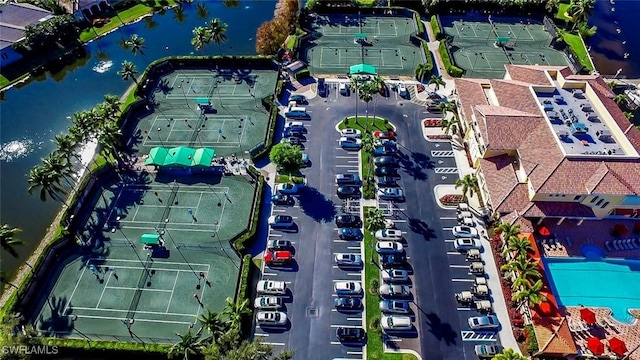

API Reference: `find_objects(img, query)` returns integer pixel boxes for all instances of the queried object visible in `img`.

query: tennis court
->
[440,15,569,78]
[28,174,256,343]
[302,14,423,76]
[129,68,278,158]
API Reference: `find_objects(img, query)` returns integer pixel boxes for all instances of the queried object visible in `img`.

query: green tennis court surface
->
[302,14,423,77]
[28,174,256,343]
[440,15,569,78]
[129,68,278,158]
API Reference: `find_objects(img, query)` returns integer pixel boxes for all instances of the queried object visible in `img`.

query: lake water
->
[0,0,637,279]
[0,0,276,278]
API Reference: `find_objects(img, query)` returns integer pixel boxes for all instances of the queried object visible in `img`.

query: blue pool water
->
[545,256,640,324]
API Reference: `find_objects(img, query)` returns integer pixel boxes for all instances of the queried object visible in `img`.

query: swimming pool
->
[545,256,640,324]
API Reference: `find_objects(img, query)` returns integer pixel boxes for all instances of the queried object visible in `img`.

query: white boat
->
[92,60,113,74]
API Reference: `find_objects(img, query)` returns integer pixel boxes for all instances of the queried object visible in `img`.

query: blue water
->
[545,257,640,324]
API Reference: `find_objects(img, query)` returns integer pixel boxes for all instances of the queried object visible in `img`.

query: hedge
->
[415,13,425,36]
[438,41,464,77]
[231,170,265,253]
[430,15,442,40]
[42,337,168,354]
[420,39,434,76]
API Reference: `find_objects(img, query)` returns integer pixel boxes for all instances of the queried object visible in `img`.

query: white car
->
[454,237,481,251]
[276,183,302,194]
[256,280,287,295]
[375,229,403,241]
[254,296,283,310]
[468,315,500,331]
[334,281,362,296]
[375,241,404,254]
[381,314,412,331]
[268,215,294,228]
[379,284,411,299]
[334,253,363,267]
[381,269,409,282]
[256,311,287,326]
[398,83,408,97]
[285,121,305,131]
[452,226,479,238]
[341,128,362,139]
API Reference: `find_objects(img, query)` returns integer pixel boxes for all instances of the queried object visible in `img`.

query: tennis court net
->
[126,257,152,320]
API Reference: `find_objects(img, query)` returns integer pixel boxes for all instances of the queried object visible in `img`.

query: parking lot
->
[253,80,504,359]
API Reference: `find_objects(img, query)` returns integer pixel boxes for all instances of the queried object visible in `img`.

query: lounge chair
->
[541,239,550,251]
[549,239,558,250]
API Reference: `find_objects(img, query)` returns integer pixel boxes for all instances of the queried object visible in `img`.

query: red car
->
[373,131,395,139]
[264,250,293,266]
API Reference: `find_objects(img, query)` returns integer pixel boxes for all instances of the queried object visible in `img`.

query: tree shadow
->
[408,218,437,241]
[296,186,337,223]
[423,312,458,345]
[37,295,73,337]
[411,151,435,170]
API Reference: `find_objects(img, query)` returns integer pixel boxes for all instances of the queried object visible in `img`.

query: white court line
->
[106,286,173,293]
[95,272,113,308]
[72,306,196,318]
[65,261,89,314]
[115,226,218,233]
[92,258,211,267]
[74,314,193,325]
[166,271,180,313]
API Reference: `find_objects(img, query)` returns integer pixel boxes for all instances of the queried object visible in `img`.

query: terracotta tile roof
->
[474,105,539,117]
[537,159,640,195]
[480,114,544,150]
[533,317,578,356]
[454,79,489,126]
[495,183,530,214]
[523,201,596,218]
[491,80,541,115]
[516,122,565,192]
[560,67,574,77]
[585,162,636,195]
[478,155,519,208]
[505,65,552,85]
[500,211,534,233]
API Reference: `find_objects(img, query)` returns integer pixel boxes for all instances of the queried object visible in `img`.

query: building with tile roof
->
[0,2,53,65]
[454,65,640,222]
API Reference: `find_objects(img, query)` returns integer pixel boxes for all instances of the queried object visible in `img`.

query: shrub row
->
[438,41,464,77]
[236,254,252,302]
[420,39,434,76]
[430,15,442,40]
[232,171,265,253]
[415,12,426,36]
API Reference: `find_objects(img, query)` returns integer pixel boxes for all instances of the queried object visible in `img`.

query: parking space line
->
[447,251,462,255]
[272,209,286,213]
[346,169,359,173]
[336,156,358,159]
[347,351,363,355]
[390,219,407,223]
[449,265,468,268]
[254,333,269,337]
[452,279,474,282]
[330,324,361,328]
[284,281,292,284]
[444,239,455,243]
[262,342,285,346]
[333,239,348,243]
[347,246,360,250]
[330,341,342,345]
[336,165,359,168]
[440,217,456,220]
[263,272,278,276]
[443,227,453,230]
[347,160,359,163]
[332,279,361,282]
[347,317,362,321]
[269,233,282,237]
[347,273,361,276]
[457,307,473,311]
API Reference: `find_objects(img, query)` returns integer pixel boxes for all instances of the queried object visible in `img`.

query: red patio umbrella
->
[538,226,551,236]
[609,337,628,356]
[580,308,597,325]
[587,337,605,355]
[538,302,553,315]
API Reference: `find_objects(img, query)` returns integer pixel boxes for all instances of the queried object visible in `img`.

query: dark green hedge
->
[438,41,464,77]
[415,13,425,36]
[232,171,265,253]
[42,337,168,354]
[430,15,442,40]
[420,39,434,75]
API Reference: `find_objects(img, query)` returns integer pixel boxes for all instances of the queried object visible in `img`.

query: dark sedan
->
[336,327,366,343]
[374,156,399,167]
[374,144,397,156]
[374,167,399,177]
[380,253,407,268]
[339,228,363,240]
[376,176,398,187]
[337,185,360,199]
[334,297,362,311]
[335,214,362,228]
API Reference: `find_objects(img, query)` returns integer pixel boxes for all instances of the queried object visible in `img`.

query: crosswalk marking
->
[461,331,497,341]
[434,167,459,174]
[431,150,455,157]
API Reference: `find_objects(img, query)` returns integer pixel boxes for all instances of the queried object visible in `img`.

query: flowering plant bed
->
[427,134,452,140]
[439,194,464,206]
[417,84,425,93]
[423,119,442,127]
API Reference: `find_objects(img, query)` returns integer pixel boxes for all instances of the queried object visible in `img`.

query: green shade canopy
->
[354,33,368,39]
[166,146,196,167]
[140,234,160,244]
[349,63,377,75]
[195,98,210,105]
[192,148,215,167]
[145,147,169,166]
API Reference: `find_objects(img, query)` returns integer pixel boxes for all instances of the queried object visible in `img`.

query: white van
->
[339,83,349,96]
[285,106,307,118]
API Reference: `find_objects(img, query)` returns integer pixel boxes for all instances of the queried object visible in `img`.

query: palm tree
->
[124,34,146,58]
[221,297,251,332]
[118,60,139,86]
[440,117,458,136]
[501,254,542,287]
[496,222,521,246]
[68,110,96,143]
[348,76,365,123]
[366,207,387,263]
[360,135,376,182]
[195,2,208,19]
[578,21,597,38]
[545,0,560,14]
[100,95,122,121]
[369,76,385,122]
[52,133,80,161]
[42,153,74,188]
[415,63,431,82]
[503,235,534,259]
[198,309,228,340]
[512,279,546,307]
[454,174,478,201]
[191,26,209,52]
[27,165,65,202]
[624,111,635,122]
[428,74,446,91]
[568,0,595,30]
[206,18,228,56]
[97,120,123,163]
[493,348,528,360]
[0,224,23,258]
[358,83,374,130]
[169,327,207,359]
[614,94,627,105]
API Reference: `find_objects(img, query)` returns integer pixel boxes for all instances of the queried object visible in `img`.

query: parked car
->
[339,82,349,96]
[301,153,310,167]
[264,250,293,266]
[271,193,291,205]
[266,239,292,251]
[379,300,410,314]
[373,131,396,140]
[475,345,504,358]
[285,121,306,132]
[276,183,302,194]
[254,296,283,310]
[337,185,360,199]
[452,226,479,238]
[374,144,397,156]
[381,314,412,331]
[336,327,366,343]
[457,211,473,221]
[376,176,398,187]
[339,227,363,240]
[380,253,407,268]
[381,269,409,283]
[334,253,363,267]
[339,137,362,149]
[335,173,361,185]
[468,315,500,331]
[397,83,408,98]
[374,166,398,177]
[379,284,411,299]
[334,297,363,311]
[454,238,481,251]
[334,281,362,296]
[256,280,286,295]
[374,156,399,167]
[375,241,404,254]
[289,94,307,104]
[377,188,404,201]
[283,128,304,138]
[281,137,302,146]
[256,311,287,326]
[335,214,361,228]
[284,106,308,118]
[375,229,403,241]
[268,215,294,228]
[341,128,362,139]
[317,78,326,97]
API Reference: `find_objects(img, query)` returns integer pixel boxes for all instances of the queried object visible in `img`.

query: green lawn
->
[555,3,572,22]
[275,174,304,184]
[560,30,594,71]
[355,0,376,6]
[80,4,161,42]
